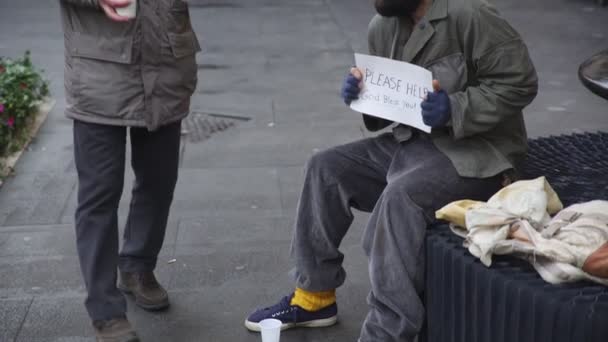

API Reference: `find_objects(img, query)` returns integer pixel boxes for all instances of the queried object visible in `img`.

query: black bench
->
[424,132,608,342]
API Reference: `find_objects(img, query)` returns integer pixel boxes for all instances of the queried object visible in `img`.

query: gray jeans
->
[73,120,181,321]
[290,133,502,342]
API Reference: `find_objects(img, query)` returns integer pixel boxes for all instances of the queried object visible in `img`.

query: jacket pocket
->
[171,0,188,11]
[69,32,133,64]
[66,33,143,119]
[424,53,467,94]
[167,31,201,58]
[168,0,194,34]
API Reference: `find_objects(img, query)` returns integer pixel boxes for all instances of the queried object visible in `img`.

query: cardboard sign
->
[350,53,433,133]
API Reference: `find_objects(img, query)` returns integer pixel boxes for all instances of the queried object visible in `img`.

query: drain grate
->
[181,111,249,143]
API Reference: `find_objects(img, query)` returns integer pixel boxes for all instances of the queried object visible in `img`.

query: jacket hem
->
[66,110,146,128]
[66,109,189,131]
[432,140,517,179]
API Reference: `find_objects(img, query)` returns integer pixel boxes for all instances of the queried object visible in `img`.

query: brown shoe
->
[119,271,170,311]
[93,318,139,342]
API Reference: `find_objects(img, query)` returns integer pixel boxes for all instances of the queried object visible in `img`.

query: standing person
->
[60,0,200,340]
[245,0,538,341]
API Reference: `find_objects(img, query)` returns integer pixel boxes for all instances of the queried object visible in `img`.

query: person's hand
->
[341,67,363,105]
[421,80,451,128]
[99,0,133,22]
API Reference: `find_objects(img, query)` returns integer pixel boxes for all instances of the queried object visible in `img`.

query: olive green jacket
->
[60,0,201,130]
[366,0,538,178]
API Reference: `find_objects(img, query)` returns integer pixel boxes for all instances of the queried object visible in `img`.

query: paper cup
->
[259,319,282,342]
[115,0,137,19]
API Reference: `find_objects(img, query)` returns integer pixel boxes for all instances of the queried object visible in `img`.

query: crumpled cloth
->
[436,176,608,285]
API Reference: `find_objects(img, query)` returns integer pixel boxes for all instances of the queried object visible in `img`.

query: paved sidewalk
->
[0,0,607,341]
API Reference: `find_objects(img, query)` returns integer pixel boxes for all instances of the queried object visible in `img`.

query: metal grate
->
[181,111,249,143]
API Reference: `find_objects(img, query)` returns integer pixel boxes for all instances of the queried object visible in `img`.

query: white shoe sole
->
[244,316,338,332]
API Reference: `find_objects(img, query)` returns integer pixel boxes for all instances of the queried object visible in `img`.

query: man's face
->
[374,0,423,17]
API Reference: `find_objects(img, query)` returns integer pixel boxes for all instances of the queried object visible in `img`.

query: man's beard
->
[374,0,423,17]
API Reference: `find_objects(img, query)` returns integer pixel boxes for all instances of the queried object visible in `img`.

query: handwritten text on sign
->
[350,53,433,133]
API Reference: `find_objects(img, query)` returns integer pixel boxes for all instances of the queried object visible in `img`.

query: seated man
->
[245,0,538,340]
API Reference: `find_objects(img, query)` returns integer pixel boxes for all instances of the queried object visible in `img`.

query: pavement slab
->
[0,298,32,342]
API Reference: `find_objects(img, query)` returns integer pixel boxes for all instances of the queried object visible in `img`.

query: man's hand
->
[341,67,363,106]
[421,80,451,128]
[99,0,133,22]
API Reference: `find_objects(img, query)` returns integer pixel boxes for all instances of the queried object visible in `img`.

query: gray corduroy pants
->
[290,133,502,342]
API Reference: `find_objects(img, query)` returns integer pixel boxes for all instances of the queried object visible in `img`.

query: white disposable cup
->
[259,319,282,342]
[115,0,137,19]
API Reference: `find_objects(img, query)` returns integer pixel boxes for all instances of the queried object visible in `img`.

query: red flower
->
[19,82,28,90]
[7,117,15,128]
[0,65,5,73]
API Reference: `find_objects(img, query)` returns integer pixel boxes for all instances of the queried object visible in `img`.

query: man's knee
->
[304,148,345,182]
[135,163,178,192]
[78,163,125,210]
[382,181,415,205]
[381,181,432,220]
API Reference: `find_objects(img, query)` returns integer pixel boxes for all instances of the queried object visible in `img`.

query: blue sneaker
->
[245,294,338,332]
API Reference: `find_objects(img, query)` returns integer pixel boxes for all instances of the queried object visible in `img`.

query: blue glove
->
[341,73,361,105]
[421,90,451,128]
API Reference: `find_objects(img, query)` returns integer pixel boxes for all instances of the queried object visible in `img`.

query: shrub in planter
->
[0,51,49,158]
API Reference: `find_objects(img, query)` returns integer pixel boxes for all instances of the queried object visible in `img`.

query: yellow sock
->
[290,287,336,312]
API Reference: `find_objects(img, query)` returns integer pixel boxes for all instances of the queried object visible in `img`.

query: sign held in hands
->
[350,53,433,133]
